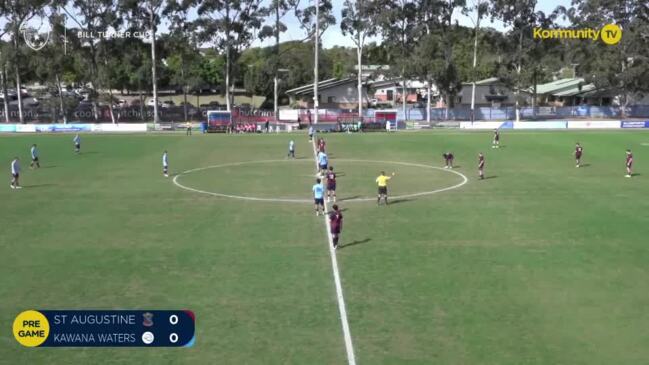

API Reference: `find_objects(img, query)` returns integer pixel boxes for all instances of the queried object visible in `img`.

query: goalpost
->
[375,110,398,131]
[206,110,231,133]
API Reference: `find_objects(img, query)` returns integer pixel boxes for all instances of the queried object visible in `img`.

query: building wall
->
[457,84,518,106]
[374,87,418,103]
[290,83,369,109]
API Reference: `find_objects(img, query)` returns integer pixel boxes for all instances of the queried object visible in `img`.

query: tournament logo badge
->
[142,312,154,327]
[20,18,51,51]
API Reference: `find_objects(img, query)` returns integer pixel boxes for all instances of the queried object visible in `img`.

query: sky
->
[254,0,571,49]
[5,0,571,48]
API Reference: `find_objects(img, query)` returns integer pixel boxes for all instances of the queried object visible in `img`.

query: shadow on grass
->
[26,183,57,188]
[387,198,413,205]
[484,175,498,180]
[339,238,371,250]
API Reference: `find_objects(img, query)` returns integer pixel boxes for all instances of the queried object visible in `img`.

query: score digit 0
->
[169,333,178,343]
[169,314,179,325]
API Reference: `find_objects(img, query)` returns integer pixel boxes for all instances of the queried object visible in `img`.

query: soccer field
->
[3,130,649,364]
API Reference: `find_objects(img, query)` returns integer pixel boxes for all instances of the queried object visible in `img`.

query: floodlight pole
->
[313,0,319,125]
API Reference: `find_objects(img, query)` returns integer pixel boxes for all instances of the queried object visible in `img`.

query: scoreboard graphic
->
[13,310,195,347]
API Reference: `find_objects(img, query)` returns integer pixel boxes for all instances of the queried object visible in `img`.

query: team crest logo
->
[142,312,154,327]
[20,18,51,51]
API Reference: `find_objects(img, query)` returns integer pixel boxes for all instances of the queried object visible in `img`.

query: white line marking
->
[312,141,357,365]
[172,159,468,203]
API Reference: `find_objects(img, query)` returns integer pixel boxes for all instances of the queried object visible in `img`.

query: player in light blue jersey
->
[317,151,328,175]
[30,144,40,169]
[162,151,169,177]
[312,178,325,216]
[73,134,81,153]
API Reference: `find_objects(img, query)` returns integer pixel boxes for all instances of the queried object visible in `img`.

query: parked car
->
[161,100,175,108]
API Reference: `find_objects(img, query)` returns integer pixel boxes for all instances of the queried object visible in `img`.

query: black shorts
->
[314,198,324,205]
[75,143,80,149]
[327,183,336,191]
[378,186,387,195]
[32,157,39,162]
[330,227,341,235]
[12,173,19,178]
[319,163,328,170]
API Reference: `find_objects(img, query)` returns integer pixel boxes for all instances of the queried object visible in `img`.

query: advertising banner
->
[620,121,649,128]
[0,124,17,132]
[460,121,512,129]
[35,124,93,133]
[92,123,147,132]
[15,124,36,133]
[513,121,567,129]
[566,121,620,129]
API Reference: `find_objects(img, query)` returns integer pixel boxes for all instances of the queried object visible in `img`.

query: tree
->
[69,0,121,123]
[258,0,292,119]
[0,0,51,123]
[120,0,164,125]
[375,0,419,119]
[566,0,649,114]
[291,0,335,123]
[164,0,199,122]
[32,12,78,123]
[465,0,488,121]
[341,0,379,119]
[490,0,547,121]
[197,0,266,111]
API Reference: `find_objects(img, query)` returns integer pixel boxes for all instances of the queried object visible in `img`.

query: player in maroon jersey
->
[318,138,326,153]
[442,152,454,169]
[625,149,633,177]
[575,143,583,167]
[492,129,500,148]
[326,166,337,203]
[329,204,343,249]
[478,153,485,179]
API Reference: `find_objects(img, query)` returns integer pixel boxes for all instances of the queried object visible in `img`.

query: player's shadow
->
[339,238,371,250]
[339,195,360,201]
[40,165,57,169]
[484,175,498,180]
[389,198,413,205]
[27,183,57,188]
[579,164,591,167]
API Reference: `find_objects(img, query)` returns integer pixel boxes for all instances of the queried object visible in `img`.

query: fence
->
[6,104,649,124]
[395,105,649,122]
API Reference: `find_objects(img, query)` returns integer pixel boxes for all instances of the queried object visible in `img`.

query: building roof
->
[461,77,501,86]
[353,65,390,71]
[533,78,593,96]
[368,78,427,89]
[286,78,358,96]
[552,83,597,97]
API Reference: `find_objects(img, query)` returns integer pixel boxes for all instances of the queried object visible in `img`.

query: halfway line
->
[312,139,357,365]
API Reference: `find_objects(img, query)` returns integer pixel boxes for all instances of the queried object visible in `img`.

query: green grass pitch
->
[2,130,649,364]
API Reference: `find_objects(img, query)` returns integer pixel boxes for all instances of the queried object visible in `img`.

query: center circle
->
[173,159,468,203]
